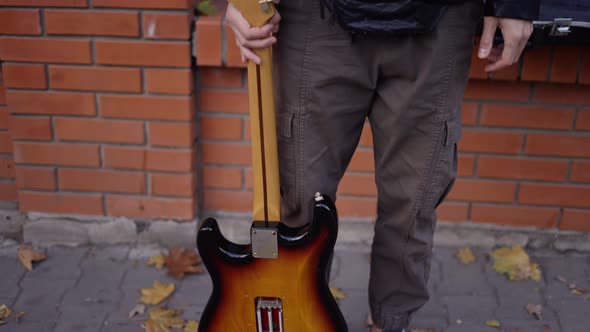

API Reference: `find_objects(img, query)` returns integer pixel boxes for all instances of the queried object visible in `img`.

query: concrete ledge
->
[2,209,590,252]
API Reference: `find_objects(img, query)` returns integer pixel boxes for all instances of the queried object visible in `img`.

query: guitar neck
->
[248,47,281,222]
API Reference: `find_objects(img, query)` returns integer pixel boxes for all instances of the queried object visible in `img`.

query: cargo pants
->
[273,0,484,329]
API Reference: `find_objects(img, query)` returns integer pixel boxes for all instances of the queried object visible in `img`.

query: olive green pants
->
[274,0,483,329]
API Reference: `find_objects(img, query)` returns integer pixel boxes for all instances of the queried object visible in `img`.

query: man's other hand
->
[477,16,533,72]
[225,2,281,65]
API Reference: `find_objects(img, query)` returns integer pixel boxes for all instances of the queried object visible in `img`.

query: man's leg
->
[367,2,483,330]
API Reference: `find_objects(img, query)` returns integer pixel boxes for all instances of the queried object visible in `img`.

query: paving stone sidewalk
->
[0,243,589,332]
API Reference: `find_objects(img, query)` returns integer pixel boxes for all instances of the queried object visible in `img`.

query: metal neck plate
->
[251,221,279,259]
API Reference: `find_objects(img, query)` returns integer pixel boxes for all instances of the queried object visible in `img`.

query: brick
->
[336,196,377,218]
[0,182,17,201]
[15,167,55,190]
[224,24,246,68]
[200,116,242,140]
[244,168,252,189]
[19,191,104,215]
[521,46,551,82]
[447,179,516,203]
[103,146,193,172]
[0,9,41,35]
[571,161,590,183]
[459,129,523,154]
[202,142,251,165]
[8,90,96,116]
[200,89,248,113]
[10,116,53,140]
[437,202,468,222]
[576,110,590,130]
[359,123,372,147]
[59,169,146,193]
[464,81,530,102]
[203,189,251,212]
[0,83,5,105]
[202,166,242,189]
[561,209,590,231]
[477,156,568,181]
[106,195,194,219]
[581,47,590,85]
[0,132,13,153]
[348,149,374,172]
[461,102,478,126]
[533,84,590,104]
[550,46,581,84]
[490,62,519,81]
[93,0,190,9]
[148,122,194,147]
[0,37,91,64]
[145,69,192,94]
[100,95,193,121]
[471,204,559,228]
[458,154,475,177]
[480,104,574,130]
[525,133,590,158]
[49,66,141,92]
[0,156,15,178]
[96,40,190,67]
[0,0,87,6]
[0,108,8,129]
[143,12,191,39]
[200,68,243,88]
[14,142,99,166]
[45,10,139,36]
[55,118,144,144]
[150,173,195,197]
[196,16,222,66]
[1,63,47,89]
[339,173,376,196]
[519,183,590,208]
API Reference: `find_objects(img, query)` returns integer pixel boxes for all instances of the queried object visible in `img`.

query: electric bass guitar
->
[196,0,348,331]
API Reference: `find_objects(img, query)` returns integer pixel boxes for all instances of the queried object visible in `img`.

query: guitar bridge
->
[255,297,284,332]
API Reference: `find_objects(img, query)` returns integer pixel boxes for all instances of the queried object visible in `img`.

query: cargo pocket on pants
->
[276,107,297,211]
[421,115,462,218]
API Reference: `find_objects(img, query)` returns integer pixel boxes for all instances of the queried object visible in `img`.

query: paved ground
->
[0,243,589,332]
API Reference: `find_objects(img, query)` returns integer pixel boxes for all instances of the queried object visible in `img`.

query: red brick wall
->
[0,1,198,219]
[193,17,590,232]
[1,3,589,233]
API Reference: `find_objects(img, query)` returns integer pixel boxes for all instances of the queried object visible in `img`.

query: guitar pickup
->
[255,297,284,332]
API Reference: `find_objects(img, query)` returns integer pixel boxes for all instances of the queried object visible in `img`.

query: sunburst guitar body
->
[196,0,348,331]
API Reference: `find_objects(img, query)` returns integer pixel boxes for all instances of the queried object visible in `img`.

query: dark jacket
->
[323,0,540,35]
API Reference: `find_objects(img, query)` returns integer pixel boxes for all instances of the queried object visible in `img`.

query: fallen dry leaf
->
[129,304,146,318]
[15,311,24,323]
[147,254,166,270]
[411,329,434,332]
[164,248,203,279]
[485,320,501,328]
[556,275,567,283]
[571,289,584,296]
[456,247,476,264]
[0,305,11,319]
[140,281,175,305]
[526,303,543,320]
[184,320,199,332]
[18,246,47,272]
[0,320,5,326]
[330,287,346,300]
[489,246,541,281]
[144,307,185,332]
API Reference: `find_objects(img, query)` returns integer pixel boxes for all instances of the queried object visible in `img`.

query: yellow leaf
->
[144,307,185,332]
[129,304,146,318]
[184,320,199,332]
[0,305,11,319]
[456,247,476,264]
[490,246,541,281]
[330,287,345,300]
[164,248,203,279]
[485,320,501,328]
[140,281,175,305]
[526,303,542,320]
[18,246,47,271]
[147,254,166,270]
